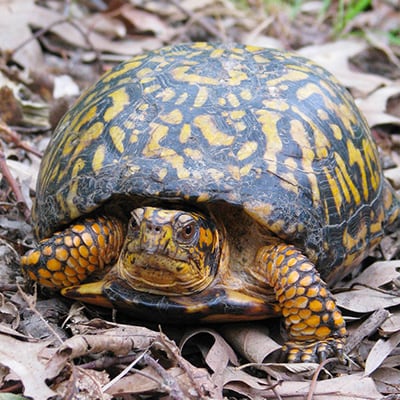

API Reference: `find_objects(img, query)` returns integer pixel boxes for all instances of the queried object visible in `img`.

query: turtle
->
[21,42,400,362]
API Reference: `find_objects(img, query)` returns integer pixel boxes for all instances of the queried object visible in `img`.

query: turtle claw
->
[283,338,345,363]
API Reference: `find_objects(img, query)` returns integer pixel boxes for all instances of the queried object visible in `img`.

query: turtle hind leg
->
[253,243,347,363]
[21,216,125,289]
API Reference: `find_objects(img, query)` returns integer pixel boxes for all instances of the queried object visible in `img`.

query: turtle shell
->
[33,42,399,284]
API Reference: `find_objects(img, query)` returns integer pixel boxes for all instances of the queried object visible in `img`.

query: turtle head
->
[117,206,220,295]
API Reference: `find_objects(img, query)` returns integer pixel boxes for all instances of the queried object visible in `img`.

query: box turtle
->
[22,42,399,362]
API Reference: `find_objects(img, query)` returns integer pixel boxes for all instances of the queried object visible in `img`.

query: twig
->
[307,357,337,400]
[101,350,149,392]
[170,0,225,41]
[0,145,30,219]
[345,308,390,355]
[143,352,186,400]
[0,121,42,158]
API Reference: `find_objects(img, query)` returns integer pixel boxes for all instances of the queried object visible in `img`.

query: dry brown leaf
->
[107,365,217,399]
[84,13,127,39]
[226,373,381,399]
[356,85,400,127]
[0,0,44,68]
[105,364,163,395]
[56,366,111,400]
[298,40,390,94]
[372,366,400,394]
[53,320,158,360]
[220,323,281,363]
[255,361,319,381]
[119,4,173,40]
[0,334,56,400]
[335,287,400,313]
[365,331,400,376]
[223,366,270,390]
[180,327,238,393]
[342,260,400,288]
[380,311,400,335]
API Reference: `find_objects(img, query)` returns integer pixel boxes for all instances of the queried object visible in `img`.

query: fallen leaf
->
[0,0,44,68]
[372,366,400,394]
[298,40,390,94]
[356,85,400,127]
[225,373,381,399]
[220,323,281,363]
[0,334,56,400]
[380,311,400,335]
[335,288,400,313]
[180,328,238,393]
[365,331,400,376]
[342,260,400,288]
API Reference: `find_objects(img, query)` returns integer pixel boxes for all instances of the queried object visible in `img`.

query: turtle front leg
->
[21,216,125,289]
[254,243,347,363]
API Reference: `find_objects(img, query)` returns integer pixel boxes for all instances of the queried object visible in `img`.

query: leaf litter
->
[0,0,400,399]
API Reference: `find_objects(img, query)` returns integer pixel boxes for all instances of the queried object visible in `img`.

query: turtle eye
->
[177,221,198,243]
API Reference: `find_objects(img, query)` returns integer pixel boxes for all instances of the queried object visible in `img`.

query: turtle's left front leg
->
[253,243,347,363]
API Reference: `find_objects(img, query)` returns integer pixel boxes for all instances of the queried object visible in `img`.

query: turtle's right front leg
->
[254,243,347,362]
[21,216,125,288]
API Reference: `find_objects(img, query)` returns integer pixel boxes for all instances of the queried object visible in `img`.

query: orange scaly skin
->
[254,244,347,362]
[22,216,125,288]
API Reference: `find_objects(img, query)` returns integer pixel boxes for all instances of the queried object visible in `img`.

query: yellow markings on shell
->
[179,123,191,143]
[227,93,240,107]
[342,223,367,252]
[71,158,85,179]
[230,110,246,120]
[157,87,176,102]
[176,92,188,105]
[157,168,168,181]
[129,129,140,144]
[313,125,331,159]
[347,139,368,200]
[218,97,226,106]
[102,60,143,83]
[265,70,309,87]
[160,109,183,125]
[143,123,169,156]
[193,86,208,107]
[210,48,225,58]
[296,82,325,101]
[136,67,154,79]
[184,148,202,160]
[104,89,129,123]
[109,126,125,153]
[323,166,343,214]
[240,89,252,100]
[362,138,379,192]
[335,153,361,205]
[237,141,257,161]
[193,115,234,146]
[227,69,248,86]
[167,151,190,179]
[143,84,161,94]
[317,109,329,121]
[240,163,253,177]
[172,66,219,85]
[256,110,282,174]
[331,124,343,140]
[67,106,97,151]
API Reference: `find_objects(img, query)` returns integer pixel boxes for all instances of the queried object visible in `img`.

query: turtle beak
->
[61,282,114,308]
